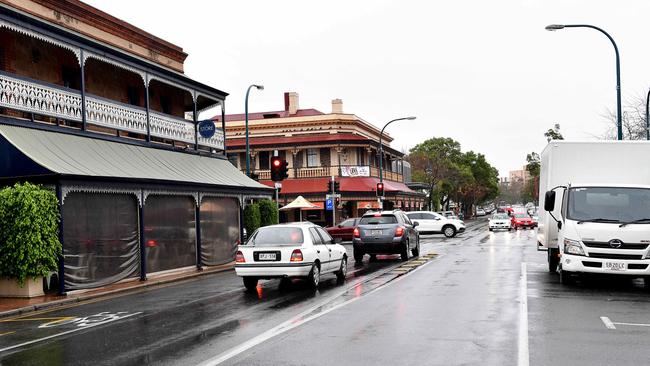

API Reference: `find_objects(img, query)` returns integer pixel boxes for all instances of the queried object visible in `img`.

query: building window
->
[259,151,270,170]
[357,147,366,165]
[307,148,319,167]
[227,153,238,167]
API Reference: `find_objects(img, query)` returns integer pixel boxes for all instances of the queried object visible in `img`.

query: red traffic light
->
[273,159,281,167]
[376,182,385,197]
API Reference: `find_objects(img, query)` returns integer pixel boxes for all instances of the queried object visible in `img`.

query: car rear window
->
[359,215,398,225]
[248,227,304,246]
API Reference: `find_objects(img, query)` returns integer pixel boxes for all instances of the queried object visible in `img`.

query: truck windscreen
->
[567,187,650,223]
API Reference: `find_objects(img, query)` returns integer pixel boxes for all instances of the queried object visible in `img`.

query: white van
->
[406,211,466,237]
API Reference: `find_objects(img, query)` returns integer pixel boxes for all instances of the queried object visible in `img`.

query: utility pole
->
[331,175,336,227]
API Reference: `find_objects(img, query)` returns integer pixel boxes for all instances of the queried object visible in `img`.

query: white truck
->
[538,140,650,284]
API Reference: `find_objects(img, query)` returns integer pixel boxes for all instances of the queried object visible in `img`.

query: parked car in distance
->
[489,213,511,231]
[511,213,534,229]
[235,222,348,291]
[352,210,420,263]
[476,208,486,216]
[437,210,457,219]
[406,211,466,238]
[325,218,360,241]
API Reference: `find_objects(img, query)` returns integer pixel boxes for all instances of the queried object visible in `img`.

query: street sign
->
[325,198,334,211]
[325,194,341,199]
[274,182,282,189]
[198,120,216,138]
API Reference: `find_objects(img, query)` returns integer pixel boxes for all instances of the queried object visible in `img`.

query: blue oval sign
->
[198,120,216,139]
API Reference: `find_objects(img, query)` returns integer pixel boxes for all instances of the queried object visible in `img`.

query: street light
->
[378,116,416,183]
[245,84,264,177]
[646,88,650,141]
[545,24,622,140]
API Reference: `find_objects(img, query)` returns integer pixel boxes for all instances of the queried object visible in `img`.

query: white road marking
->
[198,254,439,366]
[518,262,529,366]
[0,312,142,353]
[601,317,616,329]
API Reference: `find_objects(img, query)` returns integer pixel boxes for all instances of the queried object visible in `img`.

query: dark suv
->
[352,210,420,263]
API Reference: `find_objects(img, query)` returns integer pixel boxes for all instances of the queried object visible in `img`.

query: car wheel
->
[353,249,364,263]
[508,227,512,231]
[412,239,420,257]
[489,227,493,232]
[443,225,456,238]
[401,240,409,261]
[307,264,320,288]
[335,256,347,283]
[559,266,573,285]
[243,277,258,292]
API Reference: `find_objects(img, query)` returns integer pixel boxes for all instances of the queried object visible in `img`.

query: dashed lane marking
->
[518,262,529,366]
[601,317,616,330]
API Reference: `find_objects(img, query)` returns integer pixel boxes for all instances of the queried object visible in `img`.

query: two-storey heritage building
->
[0,0,271,292]
[218,92,425,226]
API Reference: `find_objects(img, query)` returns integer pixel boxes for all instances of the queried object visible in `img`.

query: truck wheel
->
[548,248,559,272]
[353,249,364,263]
[559,266,573,285]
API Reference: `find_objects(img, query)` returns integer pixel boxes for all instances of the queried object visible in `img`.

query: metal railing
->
[245,165,403,181]
[0,71,224,150]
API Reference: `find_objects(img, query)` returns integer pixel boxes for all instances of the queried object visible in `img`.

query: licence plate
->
[258,253,277,261]
[371,230,382,235]
[605,262,626,271]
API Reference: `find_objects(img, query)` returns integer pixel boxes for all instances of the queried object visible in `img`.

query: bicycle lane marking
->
[0,311,142,353]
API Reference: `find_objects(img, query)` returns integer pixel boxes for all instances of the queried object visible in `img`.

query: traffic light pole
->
[331,176,336,228]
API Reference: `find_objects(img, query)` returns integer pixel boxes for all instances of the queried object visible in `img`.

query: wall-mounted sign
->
[198,120,216,139]
[341,166,370,177]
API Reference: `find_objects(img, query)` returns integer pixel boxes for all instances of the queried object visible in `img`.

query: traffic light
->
[281,160,289,180]
[270,156,287,181]
[333,181,340,193]
[376,182,384,197]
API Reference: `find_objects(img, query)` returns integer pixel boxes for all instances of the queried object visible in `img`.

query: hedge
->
[243,203,261,238]
[258,199,279,227]
[0,182,61,286]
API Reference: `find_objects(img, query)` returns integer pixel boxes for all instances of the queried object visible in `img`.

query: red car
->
[325,218,360,241]
[511,213,533,229]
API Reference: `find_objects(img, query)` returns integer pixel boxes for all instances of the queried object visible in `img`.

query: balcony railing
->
[0,71,224,150]
[246,165,403,182]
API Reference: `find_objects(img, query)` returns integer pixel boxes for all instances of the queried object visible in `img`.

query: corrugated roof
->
[0,125,271,191]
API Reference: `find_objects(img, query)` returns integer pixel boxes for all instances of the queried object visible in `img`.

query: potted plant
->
[0,182,61,297]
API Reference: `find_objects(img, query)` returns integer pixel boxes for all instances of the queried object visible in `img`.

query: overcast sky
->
[86,0,650,177]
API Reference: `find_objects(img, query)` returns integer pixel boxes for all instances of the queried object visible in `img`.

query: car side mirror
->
[413,221,419,227]
[544,191,556,211]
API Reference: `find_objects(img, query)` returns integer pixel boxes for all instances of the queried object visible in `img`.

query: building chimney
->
[284,92,299,115]
[331,99,343,114]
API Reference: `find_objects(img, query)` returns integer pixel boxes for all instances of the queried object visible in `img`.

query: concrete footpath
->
[0,263,233,319]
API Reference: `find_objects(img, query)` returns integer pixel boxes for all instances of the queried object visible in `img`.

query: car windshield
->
[359,214,398,225]
[567,187,650,223]
[247,227,304,246]
[492,214,509,220]
[514,213,528,219]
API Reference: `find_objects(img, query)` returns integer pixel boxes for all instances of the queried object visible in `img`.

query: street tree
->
[603,94,648,140]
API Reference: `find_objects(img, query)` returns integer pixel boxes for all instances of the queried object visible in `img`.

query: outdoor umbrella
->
[279,195,320,221]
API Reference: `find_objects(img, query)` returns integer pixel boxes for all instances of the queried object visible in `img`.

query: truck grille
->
[588,253,643,260]
[582,241,648,250]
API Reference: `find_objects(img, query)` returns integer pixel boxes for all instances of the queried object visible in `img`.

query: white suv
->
[406,211,466,237]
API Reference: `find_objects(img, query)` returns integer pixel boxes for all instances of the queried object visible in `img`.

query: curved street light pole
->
[545,24,622,140]
[378,116,416,183]
[646,88,650,141]
[245,84,264,177]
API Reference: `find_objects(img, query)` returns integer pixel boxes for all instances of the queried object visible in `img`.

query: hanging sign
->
[198,120,216,139]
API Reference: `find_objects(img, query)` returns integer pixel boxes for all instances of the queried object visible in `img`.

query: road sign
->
[325,194,341,199]
[274,182,282,189]
[198,120,216,138]
[325,198,334,211]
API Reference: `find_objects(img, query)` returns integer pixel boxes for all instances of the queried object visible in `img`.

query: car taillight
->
[235,251,245,263]
[353,228,360,238]
[290,249,303,262]
[394,226,404,237]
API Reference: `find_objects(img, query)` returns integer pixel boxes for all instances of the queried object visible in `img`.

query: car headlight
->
[563,238,585,256]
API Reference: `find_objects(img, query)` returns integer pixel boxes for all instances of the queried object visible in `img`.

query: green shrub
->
[258,199,279,227]
[243,203,261,237]
[0,182,61,286]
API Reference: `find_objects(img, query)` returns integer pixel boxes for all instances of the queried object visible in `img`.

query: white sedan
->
[489,213,512,231]
[235,222,348,291]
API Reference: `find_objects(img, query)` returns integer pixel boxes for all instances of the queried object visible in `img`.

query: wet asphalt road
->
[2,219,650,365]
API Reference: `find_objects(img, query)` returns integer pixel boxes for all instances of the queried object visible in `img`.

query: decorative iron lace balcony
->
[0,71,224,150]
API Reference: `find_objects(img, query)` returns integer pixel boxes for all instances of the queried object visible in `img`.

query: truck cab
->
[543,183,650,284]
